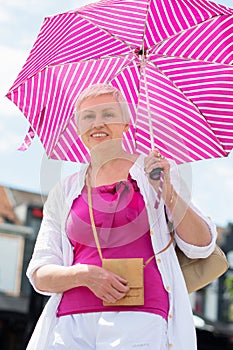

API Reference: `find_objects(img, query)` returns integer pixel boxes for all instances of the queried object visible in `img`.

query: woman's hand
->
[144,150,212,247]
[33,263,129,300]
[83,265,130,303]
[144,149,173,204]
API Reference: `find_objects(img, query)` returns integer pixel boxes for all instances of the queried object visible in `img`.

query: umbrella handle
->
[149,167,163,181]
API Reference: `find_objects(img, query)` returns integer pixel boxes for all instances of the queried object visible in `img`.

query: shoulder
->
[60,163,88,198]
[46,163,89,205]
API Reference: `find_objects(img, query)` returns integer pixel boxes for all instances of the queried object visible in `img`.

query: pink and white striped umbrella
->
[6,0,233,164]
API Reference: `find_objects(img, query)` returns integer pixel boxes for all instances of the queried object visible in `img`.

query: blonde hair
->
[75,84,131,124]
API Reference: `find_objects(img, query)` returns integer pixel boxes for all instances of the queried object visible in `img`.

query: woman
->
[26,84,217,350]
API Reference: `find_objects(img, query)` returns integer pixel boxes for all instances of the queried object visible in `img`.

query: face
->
[76,94,129,150]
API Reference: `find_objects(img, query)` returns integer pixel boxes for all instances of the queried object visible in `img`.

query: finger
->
[111,278,129,293]
[145,152,164,168]
[101,288,127,303]
[144,158,159,172]
[115,275,128,285]
[145,161,163,174]
[110,286,128,300]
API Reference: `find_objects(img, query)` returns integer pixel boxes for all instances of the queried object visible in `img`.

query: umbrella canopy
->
[6,0,233,164]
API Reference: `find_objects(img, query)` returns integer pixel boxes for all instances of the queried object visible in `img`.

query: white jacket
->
[26,155,217,350]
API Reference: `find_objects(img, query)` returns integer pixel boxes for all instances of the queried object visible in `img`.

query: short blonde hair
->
[75,84,131,124]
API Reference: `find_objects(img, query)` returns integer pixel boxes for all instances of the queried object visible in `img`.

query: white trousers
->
[47,312,168,350]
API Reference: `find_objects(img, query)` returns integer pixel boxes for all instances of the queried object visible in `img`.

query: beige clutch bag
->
[102,258,144,306]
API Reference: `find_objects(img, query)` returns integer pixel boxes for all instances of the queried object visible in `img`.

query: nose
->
[92,114,105,128]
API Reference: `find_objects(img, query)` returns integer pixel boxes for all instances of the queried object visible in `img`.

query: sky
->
[0,0,233,227]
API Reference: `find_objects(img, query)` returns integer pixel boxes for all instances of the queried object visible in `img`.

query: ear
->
[76,126,80,135]
[123,123,130,132]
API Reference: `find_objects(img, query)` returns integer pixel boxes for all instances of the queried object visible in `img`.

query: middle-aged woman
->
[26,84,217,350]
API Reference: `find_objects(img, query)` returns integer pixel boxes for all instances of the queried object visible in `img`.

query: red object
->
[32,207,43,218]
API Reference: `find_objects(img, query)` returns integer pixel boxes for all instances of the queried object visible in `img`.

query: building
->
[192,224,233,348]
[0,185,46,350]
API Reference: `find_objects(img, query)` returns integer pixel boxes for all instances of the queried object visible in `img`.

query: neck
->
[89,140,127,170]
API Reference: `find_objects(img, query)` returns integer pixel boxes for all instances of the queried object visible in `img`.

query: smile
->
[91,132,109,138]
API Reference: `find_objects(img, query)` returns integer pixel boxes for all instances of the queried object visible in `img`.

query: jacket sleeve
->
[26,181,65,295]
[168,160,218,259]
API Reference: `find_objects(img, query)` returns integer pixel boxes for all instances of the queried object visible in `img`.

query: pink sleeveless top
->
[57,176,169,320]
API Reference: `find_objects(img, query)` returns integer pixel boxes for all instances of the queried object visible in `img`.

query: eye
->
[83,113,95,120]
[103,112,115,118]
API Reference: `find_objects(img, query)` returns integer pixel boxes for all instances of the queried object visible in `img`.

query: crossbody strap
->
[144,230,174,266]
[87,175,103,261]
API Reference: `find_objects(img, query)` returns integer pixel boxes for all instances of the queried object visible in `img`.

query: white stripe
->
[177,79,233,86]
[184,87,233,94]
[208,121,233,125]
[154,60,215,70]
[188,93,233,99]
[212,127,233,132]
[199,107,233,111]
[204,112,233,118]
[164,67,231,77]
[22,77,28,117]
[196,100,233,106]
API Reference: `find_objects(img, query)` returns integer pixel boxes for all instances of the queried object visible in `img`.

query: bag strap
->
[143,231,174,266]
[87,175,103,261]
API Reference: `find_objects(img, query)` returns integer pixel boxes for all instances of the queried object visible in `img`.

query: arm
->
[164,187,211,246]
[33,263,129,304]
